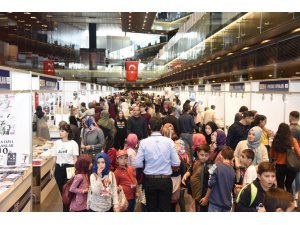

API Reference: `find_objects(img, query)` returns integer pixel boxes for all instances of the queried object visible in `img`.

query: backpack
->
[62,176,76,205]
[236,183,258,207]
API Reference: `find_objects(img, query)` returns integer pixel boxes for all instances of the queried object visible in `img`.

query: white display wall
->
[0,67,32,167]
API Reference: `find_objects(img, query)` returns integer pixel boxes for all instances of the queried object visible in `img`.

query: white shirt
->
[52,139,79,165]
[243,165,257,185]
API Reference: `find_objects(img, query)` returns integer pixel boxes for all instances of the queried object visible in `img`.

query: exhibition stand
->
[0,66,32,212]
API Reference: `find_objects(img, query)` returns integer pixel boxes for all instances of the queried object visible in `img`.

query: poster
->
[0,95,16,166]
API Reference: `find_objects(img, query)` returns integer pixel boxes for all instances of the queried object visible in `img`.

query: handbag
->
[118,187,128,212]
[286,147,300,172]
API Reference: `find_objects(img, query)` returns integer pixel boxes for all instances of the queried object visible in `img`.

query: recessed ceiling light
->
[30,16,37,19]
[242,46,249,50]
[36,21,41,23]
[18,20,25,23]
[24,12,31,15]
[292,28,300,33]
[46,14,52,18]
[268,74,273,77]
[25,24,31,26]
[261,39,270,44]
[129,15,132,18]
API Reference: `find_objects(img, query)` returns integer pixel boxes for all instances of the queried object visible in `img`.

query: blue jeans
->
[208,202,230,212]
[180,133,193,161]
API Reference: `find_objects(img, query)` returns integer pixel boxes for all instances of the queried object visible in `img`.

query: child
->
[199,146,236,212]
[235,149,257,194]
[69,155,92,212]
[114,149,138,212]
[235,161,276,212]
[87,152,119,212]
[182,144,213,212]
[263,188,295,212]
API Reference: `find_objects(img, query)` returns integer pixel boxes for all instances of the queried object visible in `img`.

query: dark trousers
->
[178,189,186,212]
[144,177,172,212]
[54,163,74,212]
[115,134,126,150]
[276,164,297,194]
[126,199,136,212]
[195,200,208,212]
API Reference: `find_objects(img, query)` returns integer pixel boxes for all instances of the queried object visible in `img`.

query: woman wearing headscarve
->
[234,126,269,169]
[97,110,116,152]
[81,116,105,159]
[209,129,227,163]
[33,105,50,140]
[87,152,119,212]
[124,133,138,166]
[192,133,207,154]
[203,121,218,145]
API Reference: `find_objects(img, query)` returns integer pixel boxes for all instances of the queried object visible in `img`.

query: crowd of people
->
[35,91,300,212]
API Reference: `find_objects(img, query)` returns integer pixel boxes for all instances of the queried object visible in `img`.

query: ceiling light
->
[242,46,249,50]
[193,65,196,67]
[24,12,31,15]
[250,76,253,79]
[30,16,37,19]
[18,20,25,23]
[212,80,215,83]
[129,23,131,26]
[292,28,300,33]
[261,39,270,44]
[25,24,31,26]
[129,15,132,18]
[142,27,144,30]
[295,72,300,75]
[216,57,221,59]
[36,21,41,23]
[227,52,233,56]
[268,74,273,77]
[46,14,52,18]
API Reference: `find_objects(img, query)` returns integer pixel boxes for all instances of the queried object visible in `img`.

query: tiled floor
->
[32,184,194,212]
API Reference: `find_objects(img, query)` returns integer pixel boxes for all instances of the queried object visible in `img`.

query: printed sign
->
[211,84,221,92]
[188,86,194,92]
[259,80,289,92]
[39,77,58,90]
[230,83,245,92]
[198,85,205,92]
[0,69,10,90]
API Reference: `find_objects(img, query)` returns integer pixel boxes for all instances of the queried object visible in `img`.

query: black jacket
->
[235,178,266,212]
[163,115,180,135]
[226,121,250,150]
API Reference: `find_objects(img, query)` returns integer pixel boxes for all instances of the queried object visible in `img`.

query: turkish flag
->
[125,61,139,81]
[43,60,55,76]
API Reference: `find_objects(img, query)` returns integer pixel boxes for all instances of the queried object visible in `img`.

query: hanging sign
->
[125,61,139,81]
[259,80,289,92]
[211,84,221,92]
[39,77,58,90]
[0,69,10,90]
[230,83,245,92]
[198,85,205,92]
[43,60,55,76]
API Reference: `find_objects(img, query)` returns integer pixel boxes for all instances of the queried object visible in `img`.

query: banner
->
[43,60,55,76]
[0,95,16,166]
[259,80,289,92]
[211,84,221,92]
[125,61,139,81]
[230,83,245,92]
[39,77,58,90]
[0,69,10,90]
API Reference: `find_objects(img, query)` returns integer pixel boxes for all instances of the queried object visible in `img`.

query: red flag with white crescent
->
[125,61,139,81]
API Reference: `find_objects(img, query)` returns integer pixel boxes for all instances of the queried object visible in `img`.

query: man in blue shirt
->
[134,116,180,212]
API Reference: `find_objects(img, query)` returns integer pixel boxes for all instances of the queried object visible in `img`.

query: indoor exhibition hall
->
[1,12,300,213]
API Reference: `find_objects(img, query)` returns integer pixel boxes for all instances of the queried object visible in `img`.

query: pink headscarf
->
[125,133,138,150]
[192,133,207,151]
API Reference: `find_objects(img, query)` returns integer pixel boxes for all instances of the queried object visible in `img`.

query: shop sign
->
[188,86,194,92]
[0,69,10,90]
[211,84,221,92]
[39,77,58,90]
[259,80,289,92]
[80,83,87,90]
[198,85,205,92]
[230,83,245,92]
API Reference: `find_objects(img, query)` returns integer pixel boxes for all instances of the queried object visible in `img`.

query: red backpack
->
[62,177,75,205]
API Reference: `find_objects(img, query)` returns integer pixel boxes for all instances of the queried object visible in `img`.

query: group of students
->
[46,92,300,212]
